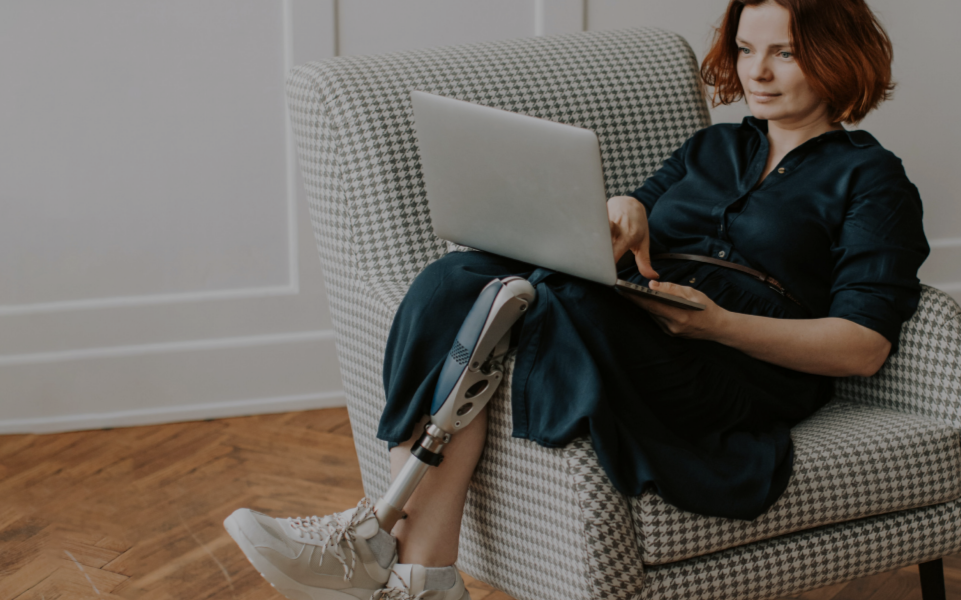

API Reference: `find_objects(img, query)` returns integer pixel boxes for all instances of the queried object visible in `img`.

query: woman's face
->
[735,1,831,127]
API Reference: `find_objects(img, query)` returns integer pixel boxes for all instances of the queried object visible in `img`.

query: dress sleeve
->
[627,137,691,215]
[828,175,929,353]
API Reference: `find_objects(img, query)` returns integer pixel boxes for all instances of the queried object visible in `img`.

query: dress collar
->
[739,116,878,148]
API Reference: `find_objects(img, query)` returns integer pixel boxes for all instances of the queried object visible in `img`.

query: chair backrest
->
[286,28,711,292]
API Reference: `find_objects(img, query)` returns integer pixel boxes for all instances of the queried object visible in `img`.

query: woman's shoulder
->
[832,130,924,229]
[828,128,916,190]
[832,128,900,161]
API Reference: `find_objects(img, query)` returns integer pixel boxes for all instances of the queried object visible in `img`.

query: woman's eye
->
[738,46,751,55]
[779,51,793,59]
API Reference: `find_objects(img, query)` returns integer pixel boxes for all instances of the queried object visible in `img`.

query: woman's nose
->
[749,56,771,81]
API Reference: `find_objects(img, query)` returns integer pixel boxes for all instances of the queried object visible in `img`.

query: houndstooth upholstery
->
[836,285,961,429]
[639,498,961,600]
[458,357,643,600]
[286,26,961,600]
[633,399,961,565]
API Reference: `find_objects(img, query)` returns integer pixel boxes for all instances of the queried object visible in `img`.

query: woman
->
[225,1,929,599]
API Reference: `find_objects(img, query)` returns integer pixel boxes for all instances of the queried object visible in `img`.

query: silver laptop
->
[409,91,704,311]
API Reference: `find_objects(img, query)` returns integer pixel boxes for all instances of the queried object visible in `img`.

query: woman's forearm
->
[632,280,892,377]
[711,312,891,378]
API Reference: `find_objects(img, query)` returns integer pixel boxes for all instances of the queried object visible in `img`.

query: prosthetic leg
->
[374,276,536,531]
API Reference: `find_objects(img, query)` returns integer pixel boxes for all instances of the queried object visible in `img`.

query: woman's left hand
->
[623,280,728,340]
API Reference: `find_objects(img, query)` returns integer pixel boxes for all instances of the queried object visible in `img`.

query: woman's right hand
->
[608,196,659,280]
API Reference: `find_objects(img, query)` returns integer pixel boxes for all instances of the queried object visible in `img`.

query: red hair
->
[700,0,895,124]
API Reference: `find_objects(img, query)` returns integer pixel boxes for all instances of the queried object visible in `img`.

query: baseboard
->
[0,390,347,435]
[0,331,347,435]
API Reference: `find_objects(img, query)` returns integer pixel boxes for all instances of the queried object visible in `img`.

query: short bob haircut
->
[701,0,895,124]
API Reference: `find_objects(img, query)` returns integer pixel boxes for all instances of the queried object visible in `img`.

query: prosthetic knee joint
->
[374,277,536,531]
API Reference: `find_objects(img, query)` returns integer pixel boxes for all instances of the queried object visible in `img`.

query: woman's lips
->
[751,92,781,103]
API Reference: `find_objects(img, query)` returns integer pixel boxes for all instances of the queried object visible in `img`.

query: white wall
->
[1,0,957,434]
[0,0,342,434]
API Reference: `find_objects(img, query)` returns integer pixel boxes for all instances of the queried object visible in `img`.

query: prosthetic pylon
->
[374,276,536,531]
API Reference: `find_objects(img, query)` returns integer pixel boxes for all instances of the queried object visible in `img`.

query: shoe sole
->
[224,513,379,600]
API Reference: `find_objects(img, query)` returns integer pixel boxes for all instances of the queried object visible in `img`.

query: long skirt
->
[378,251,832,520]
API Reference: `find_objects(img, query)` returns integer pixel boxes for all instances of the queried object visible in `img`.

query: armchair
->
[285,28,961,600]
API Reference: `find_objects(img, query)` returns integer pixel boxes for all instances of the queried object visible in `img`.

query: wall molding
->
[0,1,302,317]
[535,0,586,37]
[0,329,335,367]
[333,0,341,56]
[534,0,546,36]
[0,390,346,435]
[283,0,301,295]
[921,237,961,295]
[0,284,301,317]
[929,237,961,249]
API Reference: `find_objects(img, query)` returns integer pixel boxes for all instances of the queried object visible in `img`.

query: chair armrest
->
[835,285,961,429]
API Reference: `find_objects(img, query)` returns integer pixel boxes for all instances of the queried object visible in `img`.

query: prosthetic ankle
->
[374,277,536,531]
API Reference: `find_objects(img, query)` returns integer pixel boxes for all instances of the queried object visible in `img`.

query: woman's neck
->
[765,113,843,155]
[753,111,843,189]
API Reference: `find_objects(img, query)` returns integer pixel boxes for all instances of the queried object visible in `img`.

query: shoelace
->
[370,568,430,600]
[286,497,376,581]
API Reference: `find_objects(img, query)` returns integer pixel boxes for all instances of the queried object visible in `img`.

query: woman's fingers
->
[623,290,671,316]
[650,280,693,298]
[633,236,659,280]
[608,196,654,270]
[609,218,626,261]
[625,280,721,340]
[611,237,627,262]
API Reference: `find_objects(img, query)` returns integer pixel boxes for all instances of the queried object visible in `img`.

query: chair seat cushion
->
[631,399,961,565]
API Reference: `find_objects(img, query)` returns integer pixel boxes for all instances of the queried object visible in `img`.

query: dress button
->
[689,278,696,284]
[718,250,726,258]
[778,167,786,174]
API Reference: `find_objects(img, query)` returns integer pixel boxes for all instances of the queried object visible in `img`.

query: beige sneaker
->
[373,564,471,600]
[224,498,397,600]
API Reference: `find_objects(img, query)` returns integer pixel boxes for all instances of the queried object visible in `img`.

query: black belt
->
[652,253,803,307]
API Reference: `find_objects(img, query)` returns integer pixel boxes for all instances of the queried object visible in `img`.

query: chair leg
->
[919,558,946,600]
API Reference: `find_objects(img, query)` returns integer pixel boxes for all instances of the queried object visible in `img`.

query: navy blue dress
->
[378,117,929,520]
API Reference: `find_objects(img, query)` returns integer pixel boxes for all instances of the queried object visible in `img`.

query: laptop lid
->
[410,91,618,286]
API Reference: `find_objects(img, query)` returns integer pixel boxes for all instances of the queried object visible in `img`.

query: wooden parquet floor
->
[1,407,957,600]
